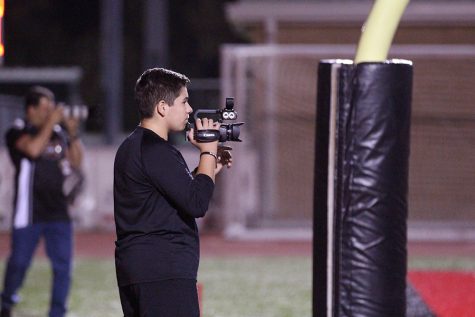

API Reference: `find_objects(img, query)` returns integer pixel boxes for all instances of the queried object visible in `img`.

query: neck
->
[140,118,168,140]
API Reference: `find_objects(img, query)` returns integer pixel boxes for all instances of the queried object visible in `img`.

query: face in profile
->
[166,86,193,132]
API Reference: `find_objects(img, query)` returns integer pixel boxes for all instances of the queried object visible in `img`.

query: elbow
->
[195,207,208,218]
[24,146,42,159]
[183,197,210,218]
[187,202,209,218]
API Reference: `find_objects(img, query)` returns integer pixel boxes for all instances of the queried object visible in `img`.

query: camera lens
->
[219,123,243,142]
[230,124,240,140]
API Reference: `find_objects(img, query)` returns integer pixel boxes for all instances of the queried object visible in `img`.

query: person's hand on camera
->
[188,117,220,153]
[189,118,220,181]
[63,116,81,139]
[48,105,64,126]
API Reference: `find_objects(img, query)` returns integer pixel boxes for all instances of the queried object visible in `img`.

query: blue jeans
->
[1,222,73,317]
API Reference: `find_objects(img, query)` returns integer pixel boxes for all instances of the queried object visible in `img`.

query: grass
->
[408,256,475,271]
[199,256,312,317]
[0,255,473,317]
[0,260,121,317]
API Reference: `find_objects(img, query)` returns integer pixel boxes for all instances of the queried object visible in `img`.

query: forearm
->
[16,120,56,158]
[67,138,84,168]
[196,151,217,183]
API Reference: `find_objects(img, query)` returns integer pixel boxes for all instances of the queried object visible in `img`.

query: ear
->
[156,100,168,117]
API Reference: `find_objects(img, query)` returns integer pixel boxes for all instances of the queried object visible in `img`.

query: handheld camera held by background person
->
[187,97,244,143]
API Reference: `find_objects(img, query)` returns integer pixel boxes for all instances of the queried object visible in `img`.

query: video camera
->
[188,97,244,143]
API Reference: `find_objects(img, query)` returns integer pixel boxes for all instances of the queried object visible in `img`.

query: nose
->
[186,103,192,114]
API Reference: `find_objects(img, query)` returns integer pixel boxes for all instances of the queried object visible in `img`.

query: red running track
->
[409,271,475,317]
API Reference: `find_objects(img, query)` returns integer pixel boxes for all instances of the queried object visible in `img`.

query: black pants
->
[119,279,200,317]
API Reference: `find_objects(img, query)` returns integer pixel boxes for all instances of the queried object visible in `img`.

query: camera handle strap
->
[194,129,220,142]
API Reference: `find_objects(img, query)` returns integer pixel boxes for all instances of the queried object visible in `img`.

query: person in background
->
[0,86,84,317]
[114,68,232,316]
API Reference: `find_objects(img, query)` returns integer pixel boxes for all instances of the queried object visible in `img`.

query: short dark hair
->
[134,68,190,119]
[25,86,55,111]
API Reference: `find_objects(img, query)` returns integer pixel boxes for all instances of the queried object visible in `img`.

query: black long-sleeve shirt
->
[113,126,215,286]
[5,118,70,228]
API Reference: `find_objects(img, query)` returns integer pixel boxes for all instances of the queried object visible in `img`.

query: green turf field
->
[0,255,473,317]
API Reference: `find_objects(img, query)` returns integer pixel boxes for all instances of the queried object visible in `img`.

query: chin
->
[172,124,186,132]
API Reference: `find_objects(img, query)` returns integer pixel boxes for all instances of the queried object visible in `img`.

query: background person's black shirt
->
[5,118,70,228]
[114,126,215,286]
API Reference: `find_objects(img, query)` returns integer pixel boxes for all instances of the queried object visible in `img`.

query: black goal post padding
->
[313,60,413,317]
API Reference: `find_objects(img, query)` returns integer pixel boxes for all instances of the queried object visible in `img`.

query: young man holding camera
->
[114,68,232,316]
[1,86,83,317]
